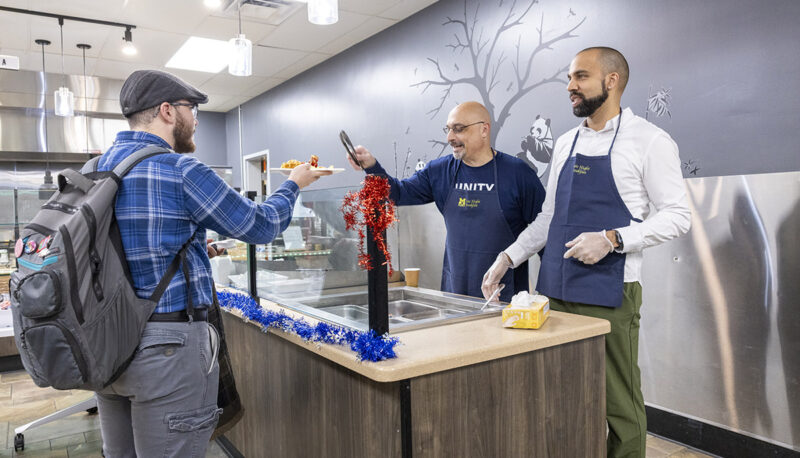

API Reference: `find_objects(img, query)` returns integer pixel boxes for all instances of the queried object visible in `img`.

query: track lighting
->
[122,27,137,56]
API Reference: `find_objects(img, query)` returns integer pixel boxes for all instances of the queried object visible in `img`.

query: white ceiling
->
[0,0,438,112]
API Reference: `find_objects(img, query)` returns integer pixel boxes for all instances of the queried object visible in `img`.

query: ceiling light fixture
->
[54,18,74,117]
[228,0,252,76]
[203,0,222,8]
[77,43,91,153]
[308,0,338,25]
[122,27,137,56]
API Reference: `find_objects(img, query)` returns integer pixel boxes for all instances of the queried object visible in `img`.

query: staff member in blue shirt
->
[95,70,330,457]
[347,101,545,302]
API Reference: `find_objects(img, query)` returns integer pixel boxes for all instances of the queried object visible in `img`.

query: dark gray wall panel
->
[225,0,800,189]
[192,111,228,167]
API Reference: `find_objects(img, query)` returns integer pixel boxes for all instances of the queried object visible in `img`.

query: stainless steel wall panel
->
[640,171,800,450]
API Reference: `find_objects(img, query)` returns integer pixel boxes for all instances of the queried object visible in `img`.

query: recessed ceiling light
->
[203,0,222,8]
[166,37,229,73]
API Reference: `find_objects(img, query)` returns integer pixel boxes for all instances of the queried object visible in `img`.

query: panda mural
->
[517,115,554,178]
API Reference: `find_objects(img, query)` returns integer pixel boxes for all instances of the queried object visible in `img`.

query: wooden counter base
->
[222,311,605,458]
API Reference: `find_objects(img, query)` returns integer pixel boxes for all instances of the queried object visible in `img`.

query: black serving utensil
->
[339,130,363,170]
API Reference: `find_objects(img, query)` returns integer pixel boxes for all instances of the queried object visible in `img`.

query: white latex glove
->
[563,230,614,265]
[481,252,512,300]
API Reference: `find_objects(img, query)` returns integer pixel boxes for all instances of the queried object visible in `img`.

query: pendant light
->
[54,18,74,117]
[308,0,338,25]
[228,0,252,76]
[35,38,57,200]
[77,43,91,153]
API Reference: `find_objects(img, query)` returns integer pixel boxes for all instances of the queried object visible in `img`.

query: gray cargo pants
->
[96,320,221,457]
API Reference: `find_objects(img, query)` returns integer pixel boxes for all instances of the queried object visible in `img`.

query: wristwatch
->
[613,230,624,253]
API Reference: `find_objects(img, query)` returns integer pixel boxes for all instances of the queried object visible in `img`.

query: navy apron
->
[441,151,522,302]
[537,112,640,308]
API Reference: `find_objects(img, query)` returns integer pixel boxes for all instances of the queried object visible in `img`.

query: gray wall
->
[192,110,228,166]
[225,0,800,188]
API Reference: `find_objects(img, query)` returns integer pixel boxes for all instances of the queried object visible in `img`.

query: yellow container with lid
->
[502,292,550,329]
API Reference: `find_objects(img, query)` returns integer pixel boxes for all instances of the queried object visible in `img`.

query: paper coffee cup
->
[404,268,420,287]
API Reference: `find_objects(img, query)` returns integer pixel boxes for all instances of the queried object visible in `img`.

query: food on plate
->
[280,159,303,169]
[281,154,333,169]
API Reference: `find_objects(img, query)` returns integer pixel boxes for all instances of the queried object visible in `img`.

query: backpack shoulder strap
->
[112,145,175,179]
[80,156,101,174]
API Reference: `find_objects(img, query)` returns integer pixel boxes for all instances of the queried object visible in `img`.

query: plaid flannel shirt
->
[98,131,298,313]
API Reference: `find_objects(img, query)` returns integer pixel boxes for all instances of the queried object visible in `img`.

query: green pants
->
[549,282,645,458]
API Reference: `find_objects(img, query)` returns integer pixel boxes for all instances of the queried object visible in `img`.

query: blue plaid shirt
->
[98,131,299,313]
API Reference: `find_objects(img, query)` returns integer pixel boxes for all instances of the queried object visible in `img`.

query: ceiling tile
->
[191,15,277,43]
[339,0,401,16]
[272,52,331,80]
[97,27,187,68]
[379,0,439,20]
[92,58,162,81]
[317,16,396,55]
[199,72,267,97]
[251,45,306,78]
[257,9,370,52]
[118,0,210,36]
[0,13,31,50]
[240,77,285,97]
[203,94,249,112]
[26,0,130,23]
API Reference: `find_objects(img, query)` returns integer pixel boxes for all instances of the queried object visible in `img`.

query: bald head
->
[578,47,629,92]
[450,101,491,124]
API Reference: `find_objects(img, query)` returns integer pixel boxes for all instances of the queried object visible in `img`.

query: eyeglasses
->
[442,121,485,135]
[171,102,199,119]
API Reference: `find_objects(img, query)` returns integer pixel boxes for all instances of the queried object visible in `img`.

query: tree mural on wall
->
[412,0,586,157]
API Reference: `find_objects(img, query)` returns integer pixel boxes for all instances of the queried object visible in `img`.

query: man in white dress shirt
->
[482,47,691,458]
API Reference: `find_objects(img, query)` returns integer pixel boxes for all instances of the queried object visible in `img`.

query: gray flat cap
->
[119,70,208,117]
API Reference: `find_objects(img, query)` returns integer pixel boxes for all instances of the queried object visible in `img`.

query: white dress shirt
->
[505,107,691,283]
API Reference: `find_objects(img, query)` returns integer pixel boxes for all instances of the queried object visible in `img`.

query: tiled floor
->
[0,370,227,457]
[2,369,715,457]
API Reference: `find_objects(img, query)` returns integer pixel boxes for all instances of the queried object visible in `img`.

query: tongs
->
[480,284,505,311]
[339,130,363,170]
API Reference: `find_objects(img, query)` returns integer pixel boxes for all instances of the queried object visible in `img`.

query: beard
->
[449,141,465,160]
[571,85,608,118]
[173,114,196,153]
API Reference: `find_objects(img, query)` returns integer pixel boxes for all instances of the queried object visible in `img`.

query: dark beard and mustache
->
[172,113,196,153]
[571,84,608,118]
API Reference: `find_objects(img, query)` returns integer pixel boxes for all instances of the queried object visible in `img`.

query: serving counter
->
[221,297,610,457]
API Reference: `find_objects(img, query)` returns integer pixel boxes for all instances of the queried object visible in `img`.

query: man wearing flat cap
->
[93,70,330,457]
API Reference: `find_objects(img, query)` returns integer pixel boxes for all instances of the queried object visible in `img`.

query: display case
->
[0,189,56,278]
[210,186,499,334]
[210,186,370,300]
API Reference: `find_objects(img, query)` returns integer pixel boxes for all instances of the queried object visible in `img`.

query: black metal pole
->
[246,191,258,300]
[367,225,389,335]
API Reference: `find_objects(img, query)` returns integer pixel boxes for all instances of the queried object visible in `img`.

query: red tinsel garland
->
[341,175,397,274]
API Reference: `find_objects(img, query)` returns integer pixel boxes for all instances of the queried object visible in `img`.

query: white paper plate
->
[269,168,344,175]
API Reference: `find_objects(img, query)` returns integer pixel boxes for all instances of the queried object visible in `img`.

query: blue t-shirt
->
[366,151,545,236]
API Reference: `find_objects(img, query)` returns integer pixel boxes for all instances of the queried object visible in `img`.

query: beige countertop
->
[223,294,610,383]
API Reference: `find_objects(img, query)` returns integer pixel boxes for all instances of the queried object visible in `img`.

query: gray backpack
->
[10,145,191,391]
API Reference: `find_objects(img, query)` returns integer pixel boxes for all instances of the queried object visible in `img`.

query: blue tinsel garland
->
[217,290,400,362]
